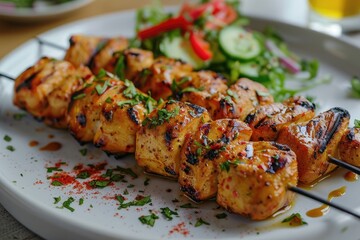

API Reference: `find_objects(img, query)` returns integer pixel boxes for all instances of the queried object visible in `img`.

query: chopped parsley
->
[89,180,111,188]
[6,146,15,152]
[47,167,63,173]
[282,213,308,226]
[123,189,129,195]
[117,195,152,209]
[79,198,84,206]
[114,54,126,80]
[115,166,138,178]
[195,218,210,227]
[105,97,113,103]
[76,171,91,179]
[53,196,61,204]
[226,89,238,99]
[219,159,242,172]
[3,135,11,142]
[127,184,135,188]
[79,148,87,156]
[142,105,180,128]
[13,113,26,120]
[144,178,150,186]
[139,213,159,227]
[215,213,227,219]
[180,203,197,209]
[72,93,86,100]
[62,197,75,212]
[355,119,360,128]
[160,207,178,220]
[351,76,360,96]
[51,180,63,186]
[95,80,112,95]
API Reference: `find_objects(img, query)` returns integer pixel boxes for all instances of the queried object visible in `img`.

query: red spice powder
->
[50,172,76,185]
[169,222,190,237]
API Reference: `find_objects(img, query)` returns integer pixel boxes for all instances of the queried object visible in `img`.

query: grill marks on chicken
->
[64,35,129,75]
[245,96,316,141]
[179,119,252,202]
[338,128,360,167]
[13,57,91,128]
[217,141,297,220]
[277,107,350,184]
[136,101,211,178]
[68,77,151,155]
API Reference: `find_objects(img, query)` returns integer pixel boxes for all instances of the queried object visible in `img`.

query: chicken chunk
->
[64,35,128,74]
[277,107,350,184]
[179,119,252,202]
[209,78,274,120]
[216,141,297,220]
[244,96,315,141]
[338,127,360,166]
[67,77,121,144]
[13,57,90,128]
[93,80,154,155]
[136,57,193,100]
[136,100,211,178]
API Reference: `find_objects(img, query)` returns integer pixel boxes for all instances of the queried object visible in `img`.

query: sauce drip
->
[306,186,346,218]
[40,142,62,151]
[344,171,358,182]
[29,140,39,147]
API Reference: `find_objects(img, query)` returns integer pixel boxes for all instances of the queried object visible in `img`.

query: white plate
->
[0,0,92,22]
[1,8,360,240]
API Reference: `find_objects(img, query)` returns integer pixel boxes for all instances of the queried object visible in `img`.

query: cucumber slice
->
[160,36,206,70]
[219,26,262,61]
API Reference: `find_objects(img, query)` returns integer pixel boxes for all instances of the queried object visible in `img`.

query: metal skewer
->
[289,186,360,220]
[328,155,360,175]
[0,73,15,81]
[36,37,67,51]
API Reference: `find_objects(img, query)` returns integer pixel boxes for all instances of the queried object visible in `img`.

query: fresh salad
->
[132,0,328,102]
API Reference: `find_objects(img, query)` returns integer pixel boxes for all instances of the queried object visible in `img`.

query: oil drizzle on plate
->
[40,142,62,151]
[344,171,358,182]
[306,186,346,218]
[29,140,39,147]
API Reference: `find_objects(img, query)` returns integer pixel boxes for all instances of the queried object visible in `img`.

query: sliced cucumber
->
[219,26,262,61]
[160,36,206,70]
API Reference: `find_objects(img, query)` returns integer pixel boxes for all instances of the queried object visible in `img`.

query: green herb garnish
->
[6,146,15,152]
[142,105,180,128]
[282,213,307,226]
[53,196,61,204]
[79,148,87,156]
[47,167,63,173]
[76,171,90,179]
[215,213,227,219]
[62,197,75,212]
[95,80,112,95]
[3,135,11,142]
[79,198,84,206]
[13,113,26,120]
[89,180,111,188]
[160,207,178,220]
[180,203,197,209]
[51,180,63,186]
[354,119,360,128]
[118,195,151,209]
[195,218,210,227]
[139,213,159,227]
[115,166,138,178]
[72,93,86,100]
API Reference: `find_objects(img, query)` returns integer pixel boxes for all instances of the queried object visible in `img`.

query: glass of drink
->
[308,0,360,36]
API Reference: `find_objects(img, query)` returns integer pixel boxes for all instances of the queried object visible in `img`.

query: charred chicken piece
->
[135,57,193,100]
[136,100,211,178]
[216,141,297,220]
[67,76,121,144]
[93,80,154,155]
[179,119,252,202]
[277,107,350,184]
[245,96,315,141]
[64,35,128,74]
[338,127,360,167]
[209,78,274,120]
[13,57,91,128]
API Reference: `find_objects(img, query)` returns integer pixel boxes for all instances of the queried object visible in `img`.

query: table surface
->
[0,0,359,239]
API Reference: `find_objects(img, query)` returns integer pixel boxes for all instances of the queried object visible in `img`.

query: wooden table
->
[0,0,180,59]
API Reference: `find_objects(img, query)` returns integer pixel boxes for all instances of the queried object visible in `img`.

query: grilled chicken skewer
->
[10,44,359,221]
